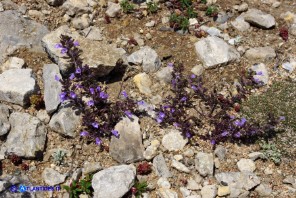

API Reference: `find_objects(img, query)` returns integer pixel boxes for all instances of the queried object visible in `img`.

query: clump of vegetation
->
[169,13,190,32]
[63,174,93,198]
[137,162,152,175]
[259,140,282,164]
[8,154,22,166]
[52,150,66,166]
[206,5,218,17]
[120,0,135,13]
[147,2,158,14]
[131,181,148,198]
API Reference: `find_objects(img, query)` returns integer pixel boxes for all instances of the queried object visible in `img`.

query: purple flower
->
[69,73,75,80]
[59,92,67,102]
[80,131,89,136]
[173,122,180,128]
[253,77,261,84]
[124,110,133,118]
[69,91,76,99]
[279,116,285,121]
[75,84,83,89]
[99,92,108,99]
[163,105,170,109]
[121,91,128,98]
[186,132,192,138]
[61,48,68,54]
[95,137,102,145]
[92,122,99,128]
[75,67,81,74]
[190,74,196,79]
[234,132,241,138]
[89,88,95,95]
[256,71,263,76]
[210,139,216,145]
[168,63,174,67]
[191,85,198,91]
[96,86,101,92]
[73,41,79,47]
[170,108,175,113]
[111,130,119,138]
[137,100,146,106]
[180,97,187,102]
[229,115,235,120]
[221,131,229,137]
[54,43,63,49]
[234,117,247,127]
[87,100,94,107]
[156,117,163,123]
[54,75,60,81]
[159,112,165,118]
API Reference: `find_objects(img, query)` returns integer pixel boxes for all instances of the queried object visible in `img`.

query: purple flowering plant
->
[56,35,138,145]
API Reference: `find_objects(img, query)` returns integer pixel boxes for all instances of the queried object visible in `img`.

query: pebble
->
[214,145,227,160]
[195,152,214,177]
[255,183,272,196]
[201,185,217,198]
[153,154,172,178]
[133,73,152,95]
[184,149,195,157]
[145,20,156,27]
[180,187,191,197]
[237,158,256,172]
[143,139,160,160]
[157,188,178,198]
[187,179,202,190]
[218,186,230,197]
[157,177,171,189]
[162,129,188,151]
[248,152,264,161]
[171,160,190,173]
[264,166,273,175]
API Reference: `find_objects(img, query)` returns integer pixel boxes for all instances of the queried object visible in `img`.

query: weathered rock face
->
[49,103,81,137]
[3,112,47,158]
[41,25,126,76]
[243,9,276,29]
[194,36,240,68]
[109,116,144,163]
[43,64,62,114]
[0,104,10,136]
[92,165,136,198]
[0,10,49,65]
[0,69,38,106]
[127,46,161,73]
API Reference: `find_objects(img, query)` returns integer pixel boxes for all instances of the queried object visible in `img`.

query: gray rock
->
[180,187,191,197]
[162,129,188,151]
[47,0,65,6]
[72,14,91,30]
[146,20,156,27]
[237,3,248,12]
[195,152,214,177]
[215,12,229,24]
[0,10,49,65]
[62,0,91,16]
[250,63,269,85]
[201,185,217,198]
[255,184,272,197]
[49,104,81,137]
[109,115,144,163]
[231,16,250,32]
[83,161,103,175]
[4,112,47,158]
[0,180,9,192]
[0,69,38,106]
[92,165,136,198]
[42,168,67,186]
[82,26,104,41]
[215,172,260,191]
[214,145,227,160]
[1,57,25,72]
[36,110,51,124]
[153,154,172,178]
[194,36,240,68]
[127,46,161,73]
[187,179,202,190]
[106,2,121,17]
[43,64,62,114]
[237,158,256,172]
[171,160,190,173]
[0,104,10,136]
[283,175,296,185]
[157,188,178,198]
[157,177,171,188]
[143,139,160,160]
[243,9,276,29]
[156,66,173,83]
[41,25,126,76]
[248,152,264,161]
[191,65,204,76]
[245,47,276,62]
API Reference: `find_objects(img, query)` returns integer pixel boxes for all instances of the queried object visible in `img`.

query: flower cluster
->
[55,35,138,145]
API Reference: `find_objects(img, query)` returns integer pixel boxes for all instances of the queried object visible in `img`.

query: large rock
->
[49,103,81,137]
[195,152,214,177]
[92,165,136,198]
[109,115,144,163]
[243,9,276,29]
[0,104,10,136]
[41,25,126,76]
[245,47,276,62]
[127,46,161,73]
[2,112,47,158]
[0,69,38,106]
[194,36,240,68]
[43,64,62,114]
[0,10,49,65]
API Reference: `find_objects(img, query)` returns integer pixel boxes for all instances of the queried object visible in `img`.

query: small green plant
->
[169,13,189,32]
[131,181,148,198]
[186,6,197,18]
[259,140,282,164]
[120,0,135,13]
[63,174,93,198]
[147,2,158,14]
[52,150,66,166]
[206,5,218,17]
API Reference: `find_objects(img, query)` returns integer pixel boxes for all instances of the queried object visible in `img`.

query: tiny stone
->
[283,175,296,185]
[218,186,230,196]
[171,160,190,173]
[191,65,204,77]
[157,177,171,189]
[248,152,264,161]
[187,179,202,190]
[162,129,188,151]
[264,167,273,175]
[214,146,227,160]
[145,20,156,27]
[255,183,272,197]
[180,187,191,197]
[201,185,217,198]
[184,149,195,157]
[237,158,256,172]
[173,155,183,161]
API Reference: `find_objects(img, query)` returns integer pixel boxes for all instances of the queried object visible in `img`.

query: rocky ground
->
[0,0,295,198]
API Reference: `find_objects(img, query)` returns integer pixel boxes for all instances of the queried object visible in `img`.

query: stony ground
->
[0,0,295,198]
